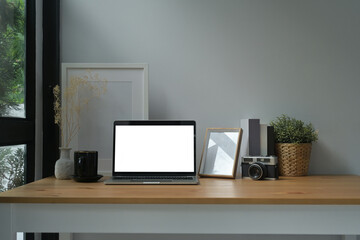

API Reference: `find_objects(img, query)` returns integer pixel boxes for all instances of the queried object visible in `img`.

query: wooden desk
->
[1,175,360,239]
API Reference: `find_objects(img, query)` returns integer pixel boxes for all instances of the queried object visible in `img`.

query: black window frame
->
[42,0,60,179]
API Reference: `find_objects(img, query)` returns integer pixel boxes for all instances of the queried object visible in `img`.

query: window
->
[0,144,26,191]
[0,0,35,191]
[0,0,25,118]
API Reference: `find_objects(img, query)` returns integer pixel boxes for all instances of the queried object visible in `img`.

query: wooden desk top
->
[0,175,360,205]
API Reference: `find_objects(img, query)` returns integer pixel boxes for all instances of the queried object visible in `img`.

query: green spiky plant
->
[270,115,318,144]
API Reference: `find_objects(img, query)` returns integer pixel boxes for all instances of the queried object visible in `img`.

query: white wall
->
[60,0,360,239]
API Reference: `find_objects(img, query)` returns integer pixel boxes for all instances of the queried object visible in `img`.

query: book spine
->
[260,124,268,156]
[240,119,249,158]
[249,119,260,156]
[267,126,275,156]
[260,124,275,156]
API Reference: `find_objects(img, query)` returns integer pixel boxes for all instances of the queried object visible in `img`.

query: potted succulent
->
[270,115,318,176]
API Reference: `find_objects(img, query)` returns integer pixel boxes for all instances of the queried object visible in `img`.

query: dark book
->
[267,126,275,156]
[260,124,275,156]
[249,119,260,156]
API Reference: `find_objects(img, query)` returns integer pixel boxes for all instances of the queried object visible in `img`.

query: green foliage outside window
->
[0,0,25,115]
[0,0,26,191]
[0,147,25,192]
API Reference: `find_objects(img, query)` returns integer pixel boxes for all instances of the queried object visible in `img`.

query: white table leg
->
[0,203,16,240]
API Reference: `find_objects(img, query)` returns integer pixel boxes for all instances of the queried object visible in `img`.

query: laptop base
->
[104,176,199,185]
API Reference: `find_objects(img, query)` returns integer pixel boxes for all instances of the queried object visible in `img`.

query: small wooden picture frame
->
[198,128,242,178]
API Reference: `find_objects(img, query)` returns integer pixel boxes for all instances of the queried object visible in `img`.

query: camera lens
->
[248,163,267,180]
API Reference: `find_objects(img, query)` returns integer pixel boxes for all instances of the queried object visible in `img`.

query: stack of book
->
[240,119,275,158]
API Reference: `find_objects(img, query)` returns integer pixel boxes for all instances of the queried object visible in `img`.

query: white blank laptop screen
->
[114,125,195,172]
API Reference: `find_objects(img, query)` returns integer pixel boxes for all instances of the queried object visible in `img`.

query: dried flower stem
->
[53,70,107,148]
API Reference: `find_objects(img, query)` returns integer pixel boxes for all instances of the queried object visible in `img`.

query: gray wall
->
[60,0,360,239]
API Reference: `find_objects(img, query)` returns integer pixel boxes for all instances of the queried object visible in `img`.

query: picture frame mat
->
[61,63,149,175]
[198,128,242,179]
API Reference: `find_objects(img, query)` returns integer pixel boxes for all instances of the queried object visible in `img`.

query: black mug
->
[74,151,98,178]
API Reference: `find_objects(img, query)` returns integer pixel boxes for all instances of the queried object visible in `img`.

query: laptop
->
[104,120,199,185]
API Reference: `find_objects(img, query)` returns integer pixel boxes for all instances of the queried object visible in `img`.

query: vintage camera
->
[241,156,279,180]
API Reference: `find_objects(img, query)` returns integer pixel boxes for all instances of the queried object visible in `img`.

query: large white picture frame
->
[61,63,149,174]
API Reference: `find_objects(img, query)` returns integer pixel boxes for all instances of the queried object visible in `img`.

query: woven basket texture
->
[275,143,312,176]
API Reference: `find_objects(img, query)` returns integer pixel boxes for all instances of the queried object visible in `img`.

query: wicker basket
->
[275,143,312,176]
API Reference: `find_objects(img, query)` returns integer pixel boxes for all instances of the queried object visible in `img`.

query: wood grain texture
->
[0,175,360,204]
